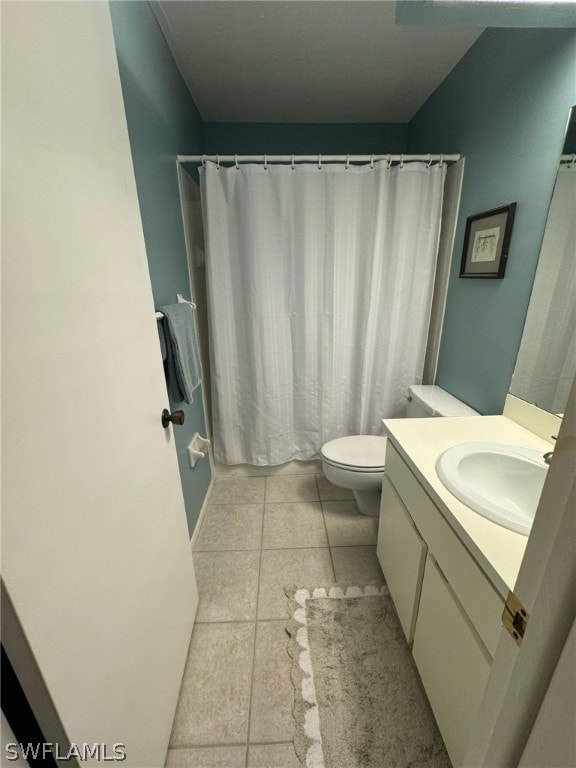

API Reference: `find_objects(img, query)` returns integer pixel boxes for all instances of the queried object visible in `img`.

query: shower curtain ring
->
[345,154,350,170]
[216,154,220,170]
[318,154,322,170]
[201,154,206,168]
[370,154,374,169]
[235,154,239,170]
[400,154,404,168]
[427,154,432,169]
[440,154,444,167]
[387,155,392,170]
[264,154,268,170]
[291,154,295,170]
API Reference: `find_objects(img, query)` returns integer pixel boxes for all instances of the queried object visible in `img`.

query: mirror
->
[509,107,576,415]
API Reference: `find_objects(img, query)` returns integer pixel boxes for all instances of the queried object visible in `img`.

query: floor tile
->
[322,500,378,546]
[265,474,319,503]
[262,502,327,549]
[170,622,254,747]
[331,545,384,583]
[248,743,300,768]
[249,621,295,743]
[316,473,354,501]
[210,477,266,504]
[194,504,263,551]
[258,548,334,620]
[194,551,260,622]
[165,746,246,767]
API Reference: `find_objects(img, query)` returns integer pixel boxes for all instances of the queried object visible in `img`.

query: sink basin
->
[436,442,548,535]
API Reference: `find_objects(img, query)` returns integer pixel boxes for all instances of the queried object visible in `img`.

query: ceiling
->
[151,1,485,123]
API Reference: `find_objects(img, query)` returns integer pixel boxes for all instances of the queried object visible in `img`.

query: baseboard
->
[214,459,322,478]
[189,475,215,549]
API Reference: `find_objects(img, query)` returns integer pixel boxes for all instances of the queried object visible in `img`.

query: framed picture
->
[460,203,517,279]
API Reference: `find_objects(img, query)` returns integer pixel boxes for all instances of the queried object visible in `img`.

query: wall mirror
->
[509,106,576,415]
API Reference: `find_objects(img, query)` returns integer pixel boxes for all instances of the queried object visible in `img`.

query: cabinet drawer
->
[386,443,503,657]
[413,555,492,768]
[377,475,426,644]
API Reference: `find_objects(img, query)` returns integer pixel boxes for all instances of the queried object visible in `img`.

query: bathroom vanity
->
[377,414,554,767]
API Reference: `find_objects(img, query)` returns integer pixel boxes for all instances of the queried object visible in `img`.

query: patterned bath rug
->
[285,584,450,768]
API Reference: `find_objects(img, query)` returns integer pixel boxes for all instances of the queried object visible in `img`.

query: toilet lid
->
[322,435,388,470]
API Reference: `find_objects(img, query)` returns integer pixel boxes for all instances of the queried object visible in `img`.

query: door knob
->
[162,409,185,428]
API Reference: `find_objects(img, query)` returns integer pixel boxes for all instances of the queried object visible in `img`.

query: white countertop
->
[381,415,554,598]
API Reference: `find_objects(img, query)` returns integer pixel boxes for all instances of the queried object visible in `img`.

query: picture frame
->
[459,203,517,279]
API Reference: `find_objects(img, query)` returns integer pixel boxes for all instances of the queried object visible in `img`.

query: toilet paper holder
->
[188,433,211,468]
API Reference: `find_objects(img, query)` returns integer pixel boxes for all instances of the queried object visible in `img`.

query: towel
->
[158,303,202,404]
[157,318,167,361]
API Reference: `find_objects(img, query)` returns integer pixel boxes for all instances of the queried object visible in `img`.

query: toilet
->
[321,385,478,517]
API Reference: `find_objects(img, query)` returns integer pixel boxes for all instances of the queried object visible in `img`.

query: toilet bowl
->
[321,385,478,517]
[322,435,388,517]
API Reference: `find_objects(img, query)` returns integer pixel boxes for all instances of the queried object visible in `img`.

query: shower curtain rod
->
[177,153,460,166]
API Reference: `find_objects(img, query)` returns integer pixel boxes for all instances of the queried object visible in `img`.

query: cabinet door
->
[413,556,492,768]
[377,475,427,643]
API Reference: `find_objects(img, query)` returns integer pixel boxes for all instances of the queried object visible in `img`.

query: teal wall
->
[108,4,575,507]
[110,1,211,537]
[203,122,407,154]
[396,0,576,28]
[409,28,576,414]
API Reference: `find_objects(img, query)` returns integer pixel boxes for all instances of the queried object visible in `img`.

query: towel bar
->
[156,297,196,320]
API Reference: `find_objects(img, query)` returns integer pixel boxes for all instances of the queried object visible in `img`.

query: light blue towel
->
[158,303,202,404]
[157,318,167,361]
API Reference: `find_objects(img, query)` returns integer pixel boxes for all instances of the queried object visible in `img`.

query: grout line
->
[194,618,258,625]
[202,503,266,509]
[168,742,248,750]
[317,476,337,582]
[244,495,266,768]
[261,544,331,551]
[254,617,292,625]
[202,499,266,506]
[247,740,296,747]
[194,545,340,554]
[263,498,322,505]
[194,616,290,624]
[194,546,262,552]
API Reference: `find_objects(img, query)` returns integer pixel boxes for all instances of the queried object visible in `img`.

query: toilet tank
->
[406,385,479,418]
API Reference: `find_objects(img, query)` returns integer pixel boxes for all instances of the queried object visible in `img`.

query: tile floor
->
[166,472,384,768]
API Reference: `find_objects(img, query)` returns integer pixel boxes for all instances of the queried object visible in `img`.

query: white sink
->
[436,442,548,536]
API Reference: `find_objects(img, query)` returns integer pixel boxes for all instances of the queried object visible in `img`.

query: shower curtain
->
[510,164,576,413]
[200,160,446,465]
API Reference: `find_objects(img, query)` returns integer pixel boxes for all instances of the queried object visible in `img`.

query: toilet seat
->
[321,435,387,473]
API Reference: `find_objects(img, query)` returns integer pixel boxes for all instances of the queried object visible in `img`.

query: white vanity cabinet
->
[413,555,492,767]
[377,442,504,768]
[377,475,426,644]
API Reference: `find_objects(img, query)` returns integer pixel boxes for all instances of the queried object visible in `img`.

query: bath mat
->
[285,584,450,768]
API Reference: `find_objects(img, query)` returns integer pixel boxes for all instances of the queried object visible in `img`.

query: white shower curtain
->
[510,164,576,413]
[201,160,446,465]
